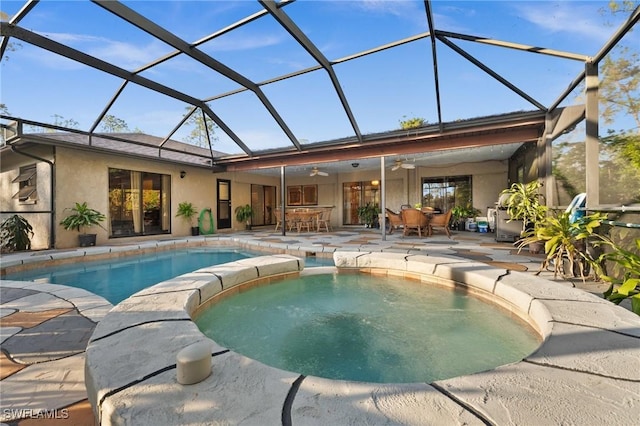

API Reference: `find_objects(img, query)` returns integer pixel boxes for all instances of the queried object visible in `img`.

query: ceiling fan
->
[391,159,416,171]
[310,167,329,177]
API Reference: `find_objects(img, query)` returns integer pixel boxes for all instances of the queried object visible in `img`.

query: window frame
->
[12,164,38,204]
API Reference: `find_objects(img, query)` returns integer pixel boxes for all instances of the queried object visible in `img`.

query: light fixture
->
[371,180,379,186]
[351,163,359,168]
[180,170,186,179]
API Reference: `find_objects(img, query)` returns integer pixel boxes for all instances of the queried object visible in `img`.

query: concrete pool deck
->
[1,228,639,425]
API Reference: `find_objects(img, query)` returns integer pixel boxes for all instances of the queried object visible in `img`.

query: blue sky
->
[1,1,637,154]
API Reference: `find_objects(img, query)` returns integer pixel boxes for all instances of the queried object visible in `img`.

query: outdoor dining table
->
[284,209,322,233]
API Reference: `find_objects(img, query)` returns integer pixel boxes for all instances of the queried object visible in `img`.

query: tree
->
[399,116,426,130]
[1,11,22,62]
[50,114,79,130]
[184,107,218,147]
[100,114,130,133]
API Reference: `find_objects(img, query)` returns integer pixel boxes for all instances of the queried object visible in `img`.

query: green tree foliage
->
[555,2,640,205]
[100,114,130,133]
[50,114,79,130]
[599,46,640,129]
[399,116,426,130]
[184,108,218,147]
[1,11,22,62]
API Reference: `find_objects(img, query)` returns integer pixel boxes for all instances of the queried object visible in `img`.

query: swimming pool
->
[196,272,540,383]
[3,248,332,304]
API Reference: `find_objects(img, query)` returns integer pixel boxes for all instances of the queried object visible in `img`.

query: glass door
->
[217,179,231,229]
[342,181,379,225]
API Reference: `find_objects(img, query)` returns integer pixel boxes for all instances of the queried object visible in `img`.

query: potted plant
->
[357,203,380,228]
[235,204,254,230]
[0,214,34,252]
[176,202,199,236]
[451,205,480,231]
[518,210,606,279]
[59,202,106,247]
[499,181,547,234]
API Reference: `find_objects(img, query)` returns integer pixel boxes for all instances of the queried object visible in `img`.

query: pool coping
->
[83,251,640,425]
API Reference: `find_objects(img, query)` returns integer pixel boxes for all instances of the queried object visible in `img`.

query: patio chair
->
[385,208,403,234]
[401,208,429,237]
[428,210,452,238]
[274,208,284,231]
[317,208,333,232]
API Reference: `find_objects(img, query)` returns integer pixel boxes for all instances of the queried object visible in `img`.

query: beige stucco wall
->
[418,160,508,217]
[52,147,291,245]
[2,141,510,249]
[0,146,54,250]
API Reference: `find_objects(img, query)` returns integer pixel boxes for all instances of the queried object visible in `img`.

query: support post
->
[585,62,599,208]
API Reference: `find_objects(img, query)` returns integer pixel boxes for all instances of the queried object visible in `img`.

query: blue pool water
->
[196,273,540,383]
[3,248,332,304]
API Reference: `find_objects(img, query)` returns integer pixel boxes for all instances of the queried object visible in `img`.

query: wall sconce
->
[180,170,186,179]
[371,180,379,186]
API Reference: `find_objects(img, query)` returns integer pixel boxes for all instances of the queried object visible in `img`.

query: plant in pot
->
[357,203,380,228]
[519,210,606,279]
[59,202,106,247]
[176,202,199,236]
[451,205,479,231]
[235,204,254,230]
[0,214,34,252]
[500,181,547,252]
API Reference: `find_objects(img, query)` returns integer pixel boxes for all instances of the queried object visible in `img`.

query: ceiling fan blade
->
[402,163,415,169]
[391,165,401,171]
[318,171,329,176]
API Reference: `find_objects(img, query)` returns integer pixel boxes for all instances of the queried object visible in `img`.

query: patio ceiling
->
[1,1,638,172]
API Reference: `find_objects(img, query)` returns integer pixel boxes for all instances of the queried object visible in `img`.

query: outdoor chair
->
[428,210,452,238]
[385,208,403,234]
[401,208,429,237]
[274,208,284,231]
[317,208,333,232]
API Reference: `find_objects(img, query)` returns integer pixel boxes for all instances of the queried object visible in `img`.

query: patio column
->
[380,156,386,241]
[585,61,599,208]
[280,166,286,236]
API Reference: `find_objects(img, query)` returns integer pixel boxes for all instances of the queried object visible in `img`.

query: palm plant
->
[500,181,547,234]
[589,236,640,315]
[60,202,106,234]
[0,214,33,252]
[234,204,254,230]
[519,210,606,279]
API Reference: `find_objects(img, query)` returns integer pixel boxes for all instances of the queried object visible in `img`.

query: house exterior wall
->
[418,160,509,217]
[53,148,289,246]
[0,146,54,250]
[2,141,513,250]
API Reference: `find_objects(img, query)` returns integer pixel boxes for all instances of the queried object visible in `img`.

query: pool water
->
[3,248,332,304]
[196,273,540,383]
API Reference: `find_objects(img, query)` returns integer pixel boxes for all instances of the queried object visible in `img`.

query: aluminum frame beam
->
[259,0,363,143]
[93,0,301,152]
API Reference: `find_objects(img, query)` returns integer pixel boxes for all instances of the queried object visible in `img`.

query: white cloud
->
[202,33,284,53]
[513,2,612,42]
[36,31,170,69]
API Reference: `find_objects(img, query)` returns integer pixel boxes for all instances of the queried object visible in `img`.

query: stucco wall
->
[54,147,224,248]
[0,146,54,250]
[418,160,508,216]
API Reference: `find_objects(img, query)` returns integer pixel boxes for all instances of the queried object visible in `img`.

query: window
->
[287,185,317,206]
[108,168,171,237]
[12,164,37,203]
[422,176,472,212]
